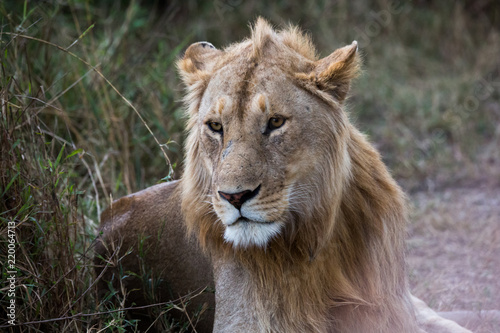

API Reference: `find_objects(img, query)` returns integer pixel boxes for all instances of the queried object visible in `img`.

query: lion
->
[96,18,474,332]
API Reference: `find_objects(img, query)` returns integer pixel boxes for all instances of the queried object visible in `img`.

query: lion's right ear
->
[177,42,223,87]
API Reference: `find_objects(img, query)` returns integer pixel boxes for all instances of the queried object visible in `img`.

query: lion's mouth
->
[229,217,275,226]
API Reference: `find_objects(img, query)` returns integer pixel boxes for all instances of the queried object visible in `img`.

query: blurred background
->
[1,0,499,331]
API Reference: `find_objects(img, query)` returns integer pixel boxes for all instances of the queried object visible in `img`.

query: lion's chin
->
[223,219,283,248]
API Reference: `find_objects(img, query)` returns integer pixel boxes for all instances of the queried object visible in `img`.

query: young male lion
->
[96,18,472,332]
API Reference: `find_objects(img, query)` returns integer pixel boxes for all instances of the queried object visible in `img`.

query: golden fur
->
[177,18,471,332]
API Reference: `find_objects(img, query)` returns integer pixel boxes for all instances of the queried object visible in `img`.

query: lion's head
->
[179,19,359,252]
[178,18,363,254]
[177,19,416,331]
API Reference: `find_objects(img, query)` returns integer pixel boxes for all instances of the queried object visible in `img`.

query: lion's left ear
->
[296,41,360,103]
[177,41,223,87]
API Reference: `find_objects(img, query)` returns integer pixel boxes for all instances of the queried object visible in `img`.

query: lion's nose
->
[218,185,261,210]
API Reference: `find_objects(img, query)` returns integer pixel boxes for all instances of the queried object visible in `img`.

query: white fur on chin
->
[223,220,283,248]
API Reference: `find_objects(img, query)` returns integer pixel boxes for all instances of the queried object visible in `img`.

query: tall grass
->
[0,1,190,331]
[0,0,499,331]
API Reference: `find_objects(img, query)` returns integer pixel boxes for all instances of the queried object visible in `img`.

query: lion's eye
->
[268,117,285,130]
[208,121,223,133]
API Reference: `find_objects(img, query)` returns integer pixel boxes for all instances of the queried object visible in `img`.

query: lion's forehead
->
[200,63,299,120]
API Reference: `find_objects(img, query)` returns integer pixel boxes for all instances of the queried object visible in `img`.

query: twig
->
[179,293,199,333]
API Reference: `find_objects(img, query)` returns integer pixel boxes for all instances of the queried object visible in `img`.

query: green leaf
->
[65,148,83,159]
[23,0,28,20]
[9,139,21,154]
[80,23,95,40]
[2,172,20,197]
[54,143,66,169]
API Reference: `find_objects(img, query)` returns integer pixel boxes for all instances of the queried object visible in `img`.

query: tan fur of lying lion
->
[96,18,473,332]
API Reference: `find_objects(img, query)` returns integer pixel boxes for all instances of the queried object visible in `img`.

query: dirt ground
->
[408,182,500,333]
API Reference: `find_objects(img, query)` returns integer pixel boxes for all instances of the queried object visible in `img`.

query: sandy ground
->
[408,183,500,333]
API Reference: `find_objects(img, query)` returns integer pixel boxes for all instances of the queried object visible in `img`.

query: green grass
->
[0,0,499,331]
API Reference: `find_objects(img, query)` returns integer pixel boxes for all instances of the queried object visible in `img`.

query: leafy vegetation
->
[0,0,499,331]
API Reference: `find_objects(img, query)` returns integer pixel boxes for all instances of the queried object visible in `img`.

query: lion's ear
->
[177,42,223,86]
[298,41,360,103]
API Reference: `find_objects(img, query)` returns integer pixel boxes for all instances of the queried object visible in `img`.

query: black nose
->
[218,185,261,210]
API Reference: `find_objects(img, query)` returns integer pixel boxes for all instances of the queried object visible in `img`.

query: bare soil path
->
[408,183,500,333]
